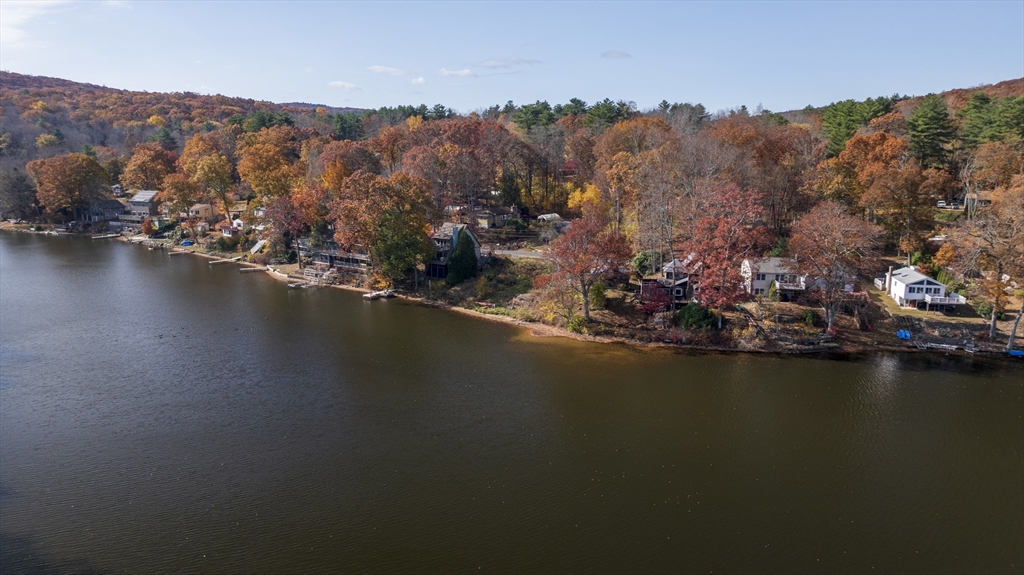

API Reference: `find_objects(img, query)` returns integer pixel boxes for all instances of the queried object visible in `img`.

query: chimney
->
[885,266,893,292]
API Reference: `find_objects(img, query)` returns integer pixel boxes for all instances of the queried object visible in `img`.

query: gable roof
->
[890,266,942,286]
[129,190,159,203]
[748,257,798,275]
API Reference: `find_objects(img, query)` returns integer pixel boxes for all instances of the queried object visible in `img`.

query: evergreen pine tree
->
[445,231,478,286]
[907,94,954,168]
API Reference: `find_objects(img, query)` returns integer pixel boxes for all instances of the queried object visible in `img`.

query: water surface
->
[1,232,1021,574]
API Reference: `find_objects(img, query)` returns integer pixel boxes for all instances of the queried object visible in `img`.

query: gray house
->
[121,190,160,226]
[426,223,482,279]
[87,199,125,222]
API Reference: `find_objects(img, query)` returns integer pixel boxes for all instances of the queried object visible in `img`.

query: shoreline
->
[2,226,1015,359]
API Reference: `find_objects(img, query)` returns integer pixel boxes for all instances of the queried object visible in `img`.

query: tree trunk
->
[717,306,723,329]
[989,308,998,340]
[581,276,591,320]
[1007,309,1023,352]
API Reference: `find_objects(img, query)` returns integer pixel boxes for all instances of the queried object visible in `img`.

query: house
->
[111,184,124,197]
[877,266,966,309]
[640,255,699,310]
[215,220,235,237]
[741,257,807,300]
[188,203,214,220]
[304,240,370,274]
[120,190,161,226]
[87,199,125,222]
[426,223,482,279]
[232,218,245,230]
[537,213,561,222]
[228,201,248,220]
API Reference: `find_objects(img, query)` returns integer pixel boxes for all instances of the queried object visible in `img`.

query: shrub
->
[631,251,653,279]
[215,235,240,251]
[567,315,587,333]
[801,309,819,327]
[675,303,715,330]
[589,280,607,310]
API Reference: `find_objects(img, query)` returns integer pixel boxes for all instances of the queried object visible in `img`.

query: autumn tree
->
[677,183,773,328]
[328,172,433,282]
[0,169,37,219]
[840,133,934,255]
[193,154,234,216]
[236,126,300,200]
[945,176,1024,343]
[159,172,199,217]
[26,153,108,218]
[543,206,631,321]
[789,201,883,330]
[120,143,177,191]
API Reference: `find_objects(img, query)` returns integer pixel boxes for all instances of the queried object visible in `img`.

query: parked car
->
[950,202,961,210]
[936,200,947,209]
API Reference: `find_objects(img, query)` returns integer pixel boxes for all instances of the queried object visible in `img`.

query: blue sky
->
[2,1,1022,113]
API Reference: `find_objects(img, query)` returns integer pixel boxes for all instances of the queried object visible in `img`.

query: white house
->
[740,257,807,300]
[879,266,965,309]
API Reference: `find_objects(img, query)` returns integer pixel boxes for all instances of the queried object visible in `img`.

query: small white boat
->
[363,289,395,300]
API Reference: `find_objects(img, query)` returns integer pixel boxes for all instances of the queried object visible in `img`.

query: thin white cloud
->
[440,68,475,77]
[0,1,71,50]
[476,57,541,69]
[329,81,359,90]
[601,50,633,59]
[368,65,404,76]
[411,77,426,85]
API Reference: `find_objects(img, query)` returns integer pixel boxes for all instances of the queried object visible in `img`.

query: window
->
[774,274,782,281]
[754,288,765,295]
[755,273,765,281]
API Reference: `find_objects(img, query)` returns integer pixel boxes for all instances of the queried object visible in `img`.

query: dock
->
[210,256,242,265]
[91,234,120,239]
[240,267,268,273]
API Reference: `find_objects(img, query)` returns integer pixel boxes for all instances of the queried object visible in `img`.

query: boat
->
[363,289,395,300]
[1009,350,1024,358]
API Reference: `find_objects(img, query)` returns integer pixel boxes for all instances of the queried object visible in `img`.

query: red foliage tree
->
[544,206,631,320]
[679,183,773,328]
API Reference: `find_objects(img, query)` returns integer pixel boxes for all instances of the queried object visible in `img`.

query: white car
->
[936,201,947,209]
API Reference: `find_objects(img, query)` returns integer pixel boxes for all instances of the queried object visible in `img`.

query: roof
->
[890,266,939,286]
[189,203,212,210]
[129,190,159,203]
[432,222,465,241]
[91,199,124,210]
[748,257,798,275]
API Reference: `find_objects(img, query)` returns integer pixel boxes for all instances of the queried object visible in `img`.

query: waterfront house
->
[215,220,235,237]
[640,255,700,310]
[188,203,214,221]
[877,266,965,310]
[426,223,482,279]
[304,240,370,275]
[740,257,807,300]
[87,199,125,222]
[120,190,161,226]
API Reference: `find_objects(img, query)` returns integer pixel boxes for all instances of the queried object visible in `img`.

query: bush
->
[567,315,587,333]
[801,309,819,327]
[675,303,715,330]
[589,280,607,310]
[215,235,240,251]
[631,251,653,279]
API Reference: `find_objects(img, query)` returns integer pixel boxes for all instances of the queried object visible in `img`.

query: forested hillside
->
[2,72,1023,337]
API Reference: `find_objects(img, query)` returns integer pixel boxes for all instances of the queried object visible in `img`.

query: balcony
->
[925,293,966,305]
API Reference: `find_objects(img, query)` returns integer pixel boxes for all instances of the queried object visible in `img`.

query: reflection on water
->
[1,232,1022,574]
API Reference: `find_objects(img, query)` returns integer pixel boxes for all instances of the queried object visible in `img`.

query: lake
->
[1,232,1021,574]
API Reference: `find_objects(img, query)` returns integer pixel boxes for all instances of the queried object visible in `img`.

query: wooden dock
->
[240,267,268,273]
[91,234,120,239]
[210,256,242,265]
